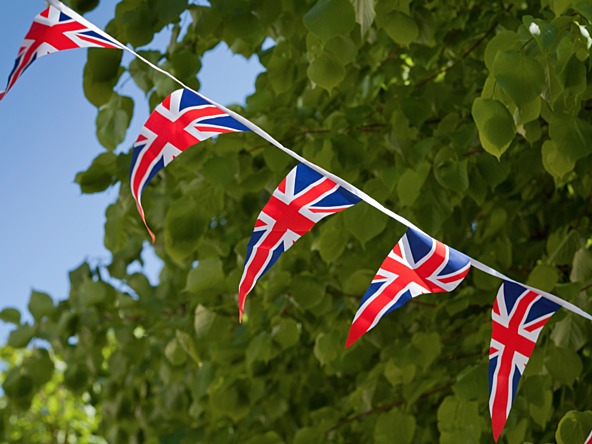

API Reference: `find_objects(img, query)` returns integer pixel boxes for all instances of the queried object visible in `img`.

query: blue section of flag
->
[293,164,324,194]
[406,229,433,264]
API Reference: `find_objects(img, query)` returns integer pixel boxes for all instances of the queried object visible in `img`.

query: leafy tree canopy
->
[2,0,592,442]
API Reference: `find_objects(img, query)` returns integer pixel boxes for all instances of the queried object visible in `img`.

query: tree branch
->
[325,383,452,434]
[414,6,511,89]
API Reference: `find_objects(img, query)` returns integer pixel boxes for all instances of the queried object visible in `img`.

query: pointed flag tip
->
[344,331,359,348]
[492,422,503,442]
[140,215,156,244]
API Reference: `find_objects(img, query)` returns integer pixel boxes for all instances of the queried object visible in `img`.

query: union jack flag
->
[238,163,361,320]
[0,4,120,101]
[130,88,249,240]
[587,430,592,444]
[488,281,560,442]
[346,227,470,347]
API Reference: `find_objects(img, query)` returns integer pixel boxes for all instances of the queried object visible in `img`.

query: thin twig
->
[325,383,452,434]
[414,5,511,89]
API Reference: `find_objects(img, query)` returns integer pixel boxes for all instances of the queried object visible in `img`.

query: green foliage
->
[3,0,592,442]
[0,346,105,443]
[556,410,592,444]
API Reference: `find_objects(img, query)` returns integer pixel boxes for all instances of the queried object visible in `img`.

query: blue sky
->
[0,1,263,336]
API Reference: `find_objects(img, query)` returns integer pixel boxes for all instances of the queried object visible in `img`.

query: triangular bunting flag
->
[238,163,361,320]
[0,3,120,101]
[346,227,471,347]
[488,281,561,441]
[129,88,250,240]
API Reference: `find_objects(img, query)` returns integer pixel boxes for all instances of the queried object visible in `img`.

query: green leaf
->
[561,55,587,96]
[185,259,225,294]
[0,308,20,325]
[530,390,553,427]
[547,228,585,266]
[412,332,442,370]
[303,0,356,41]
[526,264,558,292]
[194,304,217,339]
[263,145,291,172]
[515,96,541,125]
[342,269,374,294]
[452,363,489,402]
[484,31,517,71]
[246,333,275,364]
[28,291,54,321]
[3,371,34,399]
[202,155,238,186]
[437,396,481,443]
[75,152,118,193]
[545,345,582,386]
[83,48,123,107]
[476,155,510,189]
[523,376,553,428]
[350,0,376,36]
[271,319,300,349]
[243,432,284,444]
[493,50,545,106]
[551,316,588,351]
[117,7,157,47]
[344,203,388,245]
[317,222,349,264]
[542,140,575,179]
[570,247,592,282]
[294,427,324,444]
[549,115,592,162]
[324,35,358,65]
[506,419,528,444]
[379,11,419,46]
[164,197,208,263]
[472,98,515,158]
[170,48,201,80]
[176,330,201,365]
[24,349,54,386]
[397,164,430,206]
[128,50,161,93]
[7,324,35,348]
[384,360,415,387]
[78,280,111,309]
[307,50,346,92]
[64,362,90,392]
[291,274,324,310]
[556,411,592,444]
[552,0,572,15]
[104,201,130,253]
[374,409,416,444]
[314,331,341,365]
[434,157,469,193]
[527,19,559,51]
[574,0,592,22]
[154,0,188,23]
[165,337,187,366]
[96,94,134,150]
[66,0,99,13]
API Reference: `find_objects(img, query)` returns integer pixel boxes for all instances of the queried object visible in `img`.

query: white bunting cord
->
[47,0,592,322]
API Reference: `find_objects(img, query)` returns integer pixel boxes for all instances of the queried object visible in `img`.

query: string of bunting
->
[3,1,591,440]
